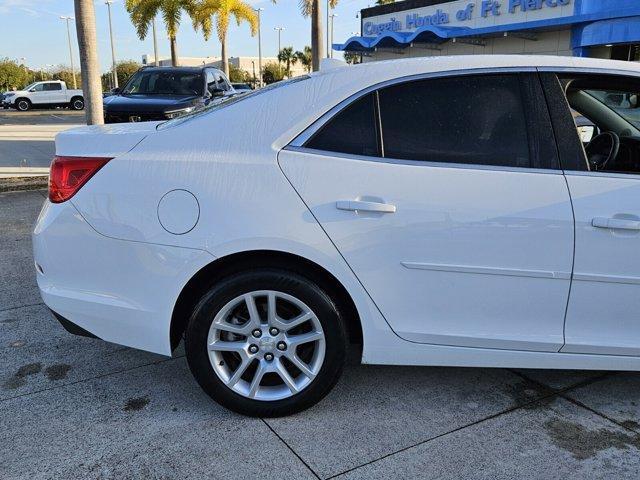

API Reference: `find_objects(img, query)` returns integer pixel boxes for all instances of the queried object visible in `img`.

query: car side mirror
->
[630,94,638,109]
[28,88,36,92]
[209,87,225,97]
[111,87,121,94]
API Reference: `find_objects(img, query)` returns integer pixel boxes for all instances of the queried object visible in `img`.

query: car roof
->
[140,66,218,73]
[318,55,640,82]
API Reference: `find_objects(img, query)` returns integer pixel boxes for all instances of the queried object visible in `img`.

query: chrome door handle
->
[336,200,396,213]
[592,217,640,230]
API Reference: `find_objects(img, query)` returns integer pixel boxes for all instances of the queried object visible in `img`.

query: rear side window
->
[378,75,530,168]
[45,83,62,91]
[306,92,379,157]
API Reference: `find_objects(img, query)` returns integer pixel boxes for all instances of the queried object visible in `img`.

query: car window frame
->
[290,67,562,174]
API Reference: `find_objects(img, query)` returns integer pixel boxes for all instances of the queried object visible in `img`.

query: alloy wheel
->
[207,290,326,401]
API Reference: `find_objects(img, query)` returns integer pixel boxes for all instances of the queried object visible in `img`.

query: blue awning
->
[334,26,473,52]
[572,16,640,48]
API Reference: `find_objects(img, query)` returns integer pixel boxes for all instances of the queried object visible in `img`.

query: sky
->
[0,0,373,72]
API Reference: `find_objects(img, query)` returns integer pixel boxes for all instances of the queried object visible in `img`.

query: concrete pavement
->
[1,190,640,479]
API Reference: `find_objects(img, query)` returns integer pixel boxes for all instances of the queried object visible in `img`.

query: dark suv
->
[103,66,235,123]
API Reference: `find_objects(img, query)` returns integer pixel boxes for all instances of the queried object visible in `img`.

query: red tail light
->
[49,156,112,203]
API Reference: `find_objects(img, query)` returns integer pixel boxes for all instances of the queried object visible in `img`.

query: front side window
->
[305,92,379,157]
[378,75,530,168]
[30,83,45,92]
[561,74,640,174]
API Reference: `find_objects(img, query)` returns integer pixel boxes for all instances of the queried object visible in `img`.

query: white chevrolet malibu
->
[34,55,640,416]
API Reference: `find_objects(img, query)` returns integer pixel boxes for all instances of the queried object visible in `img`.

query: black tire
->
[70,97,84,110]
[15,98,30,111]
[185,268,347,417]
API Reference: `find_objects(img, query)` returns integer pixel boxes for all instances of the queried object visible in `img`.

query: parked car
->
[2,80,83,111]
[231,82,253,93]
[103,66,235,123]
[34,55,640,417]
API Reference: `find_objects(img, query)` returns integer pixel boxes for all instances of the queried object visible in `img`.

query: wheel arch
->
[14,97,31,109]
[70,95,84,109]
[170,249,363,355]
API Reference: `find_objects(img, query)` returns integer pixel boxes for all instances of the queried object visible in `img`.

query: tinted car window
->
[378,75,530,168]
[306,92,379,157]
[45,83,62,91]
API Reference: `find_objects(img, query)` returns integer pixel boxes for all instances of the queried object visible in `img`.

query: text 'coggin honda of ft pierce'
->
[34,55,640,416]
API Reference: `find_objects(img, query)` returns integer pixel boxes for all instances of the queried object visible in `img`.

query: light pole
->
[105,0,118,89]
[251,60,256,88]
[152,17,159,66]
[255,7,264,87]
[274,26,284,77]
[326,0,331,58]
[329,14,338,58]
[60,16,77,89]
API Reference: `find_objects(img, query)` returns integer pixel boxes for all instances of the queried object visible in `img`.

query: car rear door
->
[44,82,65,104]
[279,71,574,352]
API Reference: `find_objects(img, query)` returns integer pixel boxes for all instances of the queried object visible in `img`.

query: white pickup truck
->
[2,80,84,111]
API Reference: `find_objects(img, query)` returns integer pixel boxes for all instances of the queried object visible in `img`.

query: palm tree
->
[74,0,103,124]
[126,0,198,66]
[299,0,337,71]
[295,46,312,72]
[192,0,257,77]
[277,46,297,77]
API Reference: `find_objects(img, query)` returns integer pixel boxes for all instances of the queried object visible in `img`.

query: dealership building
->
[333,0,640,62]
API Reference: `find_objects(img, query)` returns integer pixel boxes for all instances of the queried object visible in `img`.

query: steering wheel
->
[585,131,620,171]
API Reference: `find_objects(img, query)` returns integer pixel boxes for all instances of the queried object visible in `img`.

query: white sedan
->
[34,55,640,416]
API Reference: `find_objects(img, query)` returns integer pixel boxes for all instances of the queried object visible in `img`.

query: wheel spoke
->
[227,358,252,387]
[275,361,299,394]
[208,340,246,353]
[267,291,277,325]
[285,311,314,330]
[287,353,316,379]
[244,294,262,329]
[288,330,323,348]
[248,360,268,398]
[212,320,251,336]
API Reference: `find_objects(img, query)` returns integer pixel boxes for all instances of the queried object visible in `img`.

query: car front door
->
[279,72,574,352]
[545,72,640,356]
[28,82,46,104]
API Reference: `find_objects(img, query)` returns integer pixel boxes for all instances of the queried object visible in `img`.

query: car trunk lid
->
[55,121,161,158]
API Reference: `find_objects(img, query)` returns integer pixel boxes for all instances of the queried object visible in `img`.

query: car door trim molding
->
[401,262,571,280]
[573,272,640,286]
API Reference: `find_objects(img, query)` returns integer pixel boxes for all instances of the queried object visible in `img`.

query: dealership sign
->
[363,0,572,36]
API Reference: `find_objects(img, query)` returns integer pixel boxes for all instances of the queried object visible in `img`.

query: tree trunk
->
[170,35,179,66]
[221,31,229,77]
[74,0,103,125]
[311,0,324,71]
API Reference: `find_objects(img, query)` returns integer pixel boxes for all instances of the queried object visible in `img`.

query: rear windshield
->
[157,75,310,130]
[122,71,203,96]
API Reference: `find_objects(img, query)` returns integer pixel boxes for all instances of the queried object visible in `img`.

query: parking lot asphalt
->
[2,189,640,479]
[0,110,83,168]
